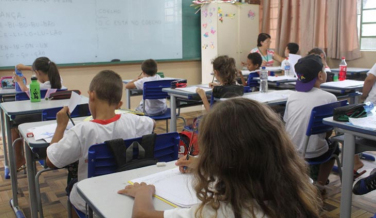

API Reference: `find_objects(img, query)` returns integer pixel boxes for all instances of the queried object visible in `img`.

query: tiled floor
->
[0,110,375,218]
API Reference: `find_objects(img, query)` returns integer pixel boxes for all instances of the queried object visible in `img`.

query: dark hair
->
[32,57,61,89]
[141,59,158,76]
[287,43,299,54]
[89,70,123,106]
[257,33,271,47]
[247,52,262,68]
[212,55,236,85]
[308,48,326,58]
[194,98,321,218]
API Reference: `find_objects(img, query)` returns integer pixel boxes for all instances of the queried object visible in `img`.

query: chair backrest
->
[142,79,176,100]
[41,104,91,121]
[87,132,180,178]
[247,72,259,88]
[15,88,67,101]
[305,100,348,136]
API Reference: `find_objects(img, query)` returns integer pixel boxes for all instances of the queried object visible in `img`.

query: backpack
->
[178,117,200,158]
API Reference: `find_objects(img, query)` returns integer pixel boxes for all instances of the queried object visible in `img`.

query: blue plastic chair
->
[302,100,348,181]
[15,88,67,101]
[142,79,177,132]
[41,104,91,121]
[247,72,259,89]
[87,132,180,178]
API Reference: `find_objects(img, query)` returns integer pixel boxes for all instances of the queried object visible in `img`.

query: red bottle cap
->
[342,57,345,59]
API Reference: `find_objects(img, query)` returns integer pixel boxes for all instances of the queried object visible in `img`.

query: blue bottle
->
[14,66,26,91]
[363,102,374,113]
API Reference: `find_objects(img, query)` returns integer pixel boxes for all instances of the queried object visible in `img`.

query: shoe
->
[353,168,376,195]
[16,165,26,173]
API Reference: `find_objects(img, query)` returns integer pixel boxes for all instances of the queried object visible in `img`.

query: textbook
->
[129,168,200,208]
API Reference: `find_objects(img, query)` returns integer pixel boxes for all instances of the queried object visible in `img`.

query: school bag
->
[179,117,200,158]
[105,133,158,172]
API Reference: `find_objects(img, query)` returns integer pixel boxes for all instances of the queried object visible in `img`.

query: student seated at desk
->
[46,70,155,216]
[284,55,364,191]
[118,98,322,218]
[125,59,167,116]
[13,57,63,171]
[197,55,240,112]
[281,42,299,73]
[360,63,376,104]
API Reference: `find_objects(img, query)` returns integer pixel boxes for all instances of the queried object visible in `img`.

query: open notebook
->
[129,168,200,208]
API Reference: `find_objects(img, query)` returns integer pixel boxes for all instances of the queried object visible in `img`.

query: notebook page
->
[321,80,364,88]
[130,168,200,208]
[243,92,289,103]
[177,86,211,93]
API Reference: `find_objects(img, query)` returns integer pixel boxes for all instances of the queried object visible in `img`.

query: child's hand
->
[196,88,206,97]
[13,72,23,83]
[15,64,26,70]
[209,82,219,88]
[118,182,155,198]
[175,155,193,174]
[56,106,70,128]
[241,61,246,66]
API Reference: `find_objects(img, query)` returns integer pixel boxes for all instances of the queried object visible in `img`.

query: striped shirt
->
[251,47,275,67]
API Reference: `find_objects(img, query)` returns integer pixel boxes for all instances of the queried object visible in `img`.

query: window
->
[269,0,279,49]
[358,0,376,50]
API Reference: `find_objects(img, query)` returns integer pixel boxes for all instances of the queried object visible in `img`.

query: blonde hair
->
[193,98,321,218]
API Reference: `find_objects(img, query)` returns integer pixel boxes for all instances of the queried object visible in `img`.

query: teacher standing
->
[250,33,283,67]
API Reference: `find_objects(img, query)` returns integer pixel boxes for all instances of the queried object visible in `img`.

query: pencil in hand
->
[66,111,75,126]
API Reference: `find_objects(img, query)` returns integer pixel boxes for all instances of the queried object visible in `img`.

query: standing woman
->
[251,33,283,67]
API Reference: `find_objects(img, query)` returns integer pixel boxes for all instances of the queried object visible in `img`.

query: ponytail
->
[212,55,237,85]
[32,57,62,89]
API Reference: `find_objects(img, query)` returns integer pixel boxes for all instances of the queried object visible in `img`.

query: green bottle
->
[30,76,41,102]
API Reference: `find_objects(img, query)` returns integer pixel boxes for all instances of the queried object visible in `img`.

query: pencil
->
[66,112,75,126]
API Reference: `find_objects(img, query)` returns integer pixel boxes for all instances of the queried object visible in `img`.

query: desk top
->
[163,85,211,99]
[331,68,369,74]
[123,77,181,84]
[323,117,376,139]
[0,89,20,96]
[320,80,363,91]
[18,117,86,148]
[0,96,89,115]
[77,162,177,217]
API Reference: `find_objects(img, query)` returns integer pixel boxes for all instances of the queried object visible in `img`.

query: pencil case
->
[1,76,15,89]
[171,80,187,89]
[333,103,366,122]
[48,90,81,100]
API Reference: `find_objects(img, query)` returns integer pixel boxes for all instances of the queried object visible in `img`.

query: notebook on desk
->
[129,167,200,208]
[321,80,364,88]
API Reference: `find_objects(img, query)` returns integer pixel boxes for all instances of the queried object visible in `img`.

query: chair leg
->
[166,120,169,133]
[35,168,55,218]
[334,155,342,183]
[67,198,72,218]
[177,116,186,127]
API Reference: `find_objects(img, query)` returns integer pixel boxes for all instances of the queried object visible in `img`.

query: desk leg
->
[24,141,38,218]
[0,107,10,179]
[6,116,22,214]
[340,133,355,218]
[126,89,131,109]
[170,95,177,132]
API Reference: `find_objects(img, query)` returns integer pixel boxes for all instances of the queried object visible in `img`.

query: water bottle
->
[339,57,347,81]
[260,66,268,93]
[284,58,291,77]
[30,76,41,102]
[14,66,26,91]
[333,72,339,82]
[363,102,374,113]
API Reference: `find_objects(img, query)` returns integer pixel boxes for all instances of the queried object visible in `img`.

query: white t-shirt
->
[47,113,154,212]
[134,74,167,115]
[284,88,337,158]
[164,202,266,218]
[365,63,376,104]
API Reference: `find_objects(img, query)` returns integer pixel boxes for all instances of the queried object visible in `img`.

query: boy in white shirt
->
[361,63,376,104]
[284,55,364,188]
[46,70,155,215]
[125,59,167,116]
[281,42,299,72]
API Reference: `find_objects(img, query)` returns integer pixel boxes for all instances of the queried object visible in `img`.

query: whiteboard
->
[0,0,183,67]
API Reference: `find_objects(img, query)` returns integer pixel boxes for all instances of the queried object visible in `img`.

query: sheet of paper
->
[243,92,290,103]
[288,54,302,77]
[321,80,364,88]
[241,70,259,76]
[177,86,211,93]
[265,66,282,71]
[33,123,74,141]
[67,91,81,113]
[267,76,297,82]
[44,88,57,99]
[130,168,200,208]
[349,116,376,130]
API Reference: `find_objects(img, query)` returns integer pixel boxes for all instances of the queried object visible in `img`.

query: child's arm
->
[361,74,376,102]
[237,70,246,86]
[16,64,32,71]
[46,107,70,169]
[125,74,143,89]
[273,53,284,63]
[196,88,210,112]
[118,183,163,218]
[13,73,29,92]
